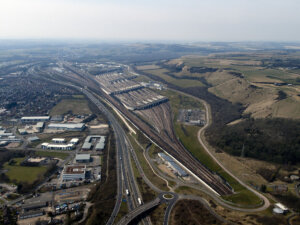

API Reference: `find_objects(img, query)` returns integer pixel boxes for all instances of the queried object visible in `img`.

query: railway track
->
[58,63,233,196]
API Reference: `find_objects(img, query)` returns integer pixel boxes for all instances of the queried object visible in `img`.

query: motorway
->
[38,71,176,224]
[35,71,150,225]
[29,63,271,224]
[80,88,150,225]
[67,63,233,196]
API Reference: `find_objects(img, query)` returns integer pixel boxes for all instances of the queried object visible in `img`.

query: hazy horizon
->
[1,0,300,42]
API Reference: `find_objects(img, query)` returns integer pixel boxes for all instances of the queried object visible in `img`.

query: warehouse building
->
[21,116,50,123]
[158,152,174,162]
[168,161,188,177]
[62,165,86,181]
[28,136,40,142]
[70,138,79,145]
[41,143,74,150]
[19,210,44,220]
[36,122,45,132]
[0,134,21,143]
[50,115,64,122]
[273,203,289,214]
[82,142,92,150]
[82,135,106,151]
[18,129,27,135]
[48,123,85,131]
[75,154,91,163]
[95,136,106,151]
[52,138,66,143]
[0,130,13,137]
[158,152,188,177]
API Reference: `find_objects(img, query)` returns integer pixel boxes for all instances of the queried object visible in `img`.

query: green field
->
[35,151,69,160]
[4,157,47,184]
[174,123,262,206]
[50,97,92,115]
[141,68,204,88]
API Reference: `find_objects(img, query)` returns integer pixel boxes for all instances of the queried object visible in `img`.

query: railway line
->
[57,62,233,196]
[29,66,150,225]
[38,61,232,196]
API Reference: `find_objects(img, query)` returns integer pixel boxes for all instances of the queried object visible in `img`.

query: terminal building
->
[158,152,188,177]
[62,165,86,181]
[21,116,50,123]
[48,123,85,131]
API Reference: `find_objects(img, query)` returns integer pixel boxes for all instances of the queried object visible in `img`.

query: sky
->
[0,0,300,42]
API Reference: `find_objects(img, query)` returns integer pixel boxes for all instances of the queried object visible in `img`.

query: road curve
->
[195,92,270,212]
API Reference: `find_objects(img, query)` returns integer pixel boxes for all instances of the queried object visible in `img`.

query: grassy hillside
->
[135,52,300,166]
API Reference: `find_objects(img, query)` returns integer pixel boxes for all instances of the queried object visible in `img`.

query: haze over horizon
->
[1,0,300,42]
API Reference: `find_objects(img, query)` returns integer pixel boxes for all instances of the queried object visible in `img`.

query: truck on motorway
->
[137,197,142,205]
[126,189,130,196]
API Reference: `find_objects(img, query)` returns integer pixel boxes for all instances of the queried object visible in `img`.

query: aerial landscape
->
[0,0,300,225]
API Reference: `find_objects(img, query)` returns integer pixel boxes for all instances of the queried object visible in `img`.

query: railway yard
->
[92,67,233,196]
[96,72,168,110]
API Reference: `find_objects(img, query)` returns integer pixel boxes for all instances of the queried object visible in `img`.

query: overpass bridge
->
[116,197,161,225]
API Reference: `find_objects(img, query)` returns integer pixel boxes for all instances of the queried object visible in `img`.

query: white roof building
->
[75,154,90,162]
[275,203,288,212]
[52,138,66,143]
[62,165,86,181]
[48,123,85,131]
[21,116,50,122]
[70,138,79,144]
[41,143,74,150]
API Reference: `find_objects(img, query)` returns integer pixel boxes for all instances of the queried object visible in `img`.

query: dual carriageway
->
[28,62,269,224]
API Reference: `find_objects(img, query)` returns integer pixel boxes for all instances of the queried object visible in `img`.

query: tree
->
[260,184,267,193]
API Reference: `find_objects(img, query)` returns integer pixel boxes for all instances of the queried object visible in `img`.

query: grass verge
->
[128,135,169,192]
[130,152,157,203]
[114,199,128,223]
